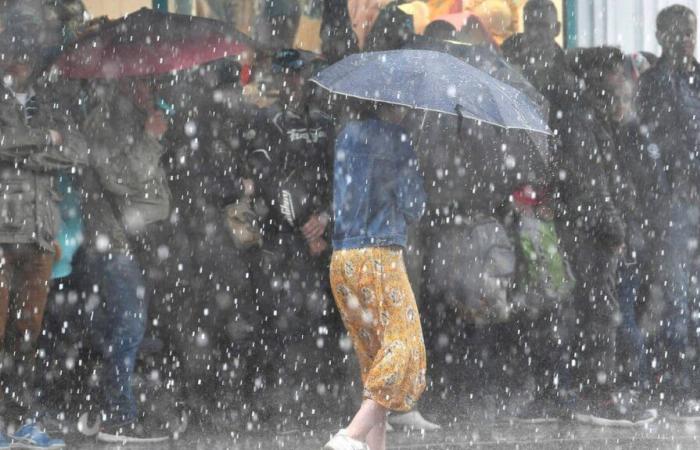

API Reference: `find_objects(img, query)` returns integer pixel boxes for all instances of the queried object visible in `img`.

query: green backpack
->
[514,215,575,317]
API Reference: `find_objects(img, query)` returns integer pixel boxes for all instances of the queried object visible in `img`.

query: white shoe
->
[323,429,369,450]
[387,411,441,431]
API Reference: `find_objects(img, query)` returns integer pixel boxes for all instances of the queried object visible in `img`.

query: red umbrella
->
[55,8,254,79]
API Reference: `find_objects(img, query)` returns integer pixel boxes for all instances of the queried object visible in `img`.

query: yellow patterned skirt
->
[330,247,427,412]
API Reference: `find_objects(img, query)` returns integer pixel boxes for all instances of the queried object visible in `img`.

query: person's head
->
[0,43,42,91]
[118,78,156,112]
[459,16,493,46]
[656,5,697,62]
[375,103,408,125]
[44,0,89,43]
[271,49,323,109]
[0,12,46,89]
[364,4,415,52]
[571,47,627,121]
[424,20,457,41]
[255,0,301,50]
[523,0,560,48]
[192,57,244,90]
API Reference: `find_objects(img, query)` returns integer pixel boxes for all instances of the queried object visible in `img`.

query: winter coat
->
[501,37,624,247]
[161,78,251,210]
[79,81,171,251]
[333,118,426,250]
[0,77,88,251]
[591,111,659,257]
[550,104,625,250]
[244,104,334,240]
[637,56,700,205]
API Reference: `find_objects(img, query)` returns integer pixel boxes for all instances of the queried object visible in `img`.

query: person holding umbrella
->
[315,49,549,450]
[324,102,427,450]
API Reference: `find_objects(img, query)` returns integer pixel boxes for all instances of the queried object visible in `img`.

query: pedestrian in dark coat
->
[241,50,338,419]
[503,0,629,424]
[637,4,700,418]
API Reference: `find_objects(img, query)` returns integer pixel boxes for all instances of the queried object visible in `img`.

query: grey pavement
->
[64,418,700,449]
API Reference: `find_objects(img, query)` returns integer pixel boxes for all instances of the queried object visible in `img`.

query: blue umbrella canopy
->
[311,49,550,134]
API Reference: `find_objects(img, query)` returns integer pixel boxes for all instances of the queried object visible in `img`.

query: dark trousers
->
[0,244,55,416]
[650,201,695,396]
[616,258,648,390]
[247,234,338,416]
[557,222,620,397]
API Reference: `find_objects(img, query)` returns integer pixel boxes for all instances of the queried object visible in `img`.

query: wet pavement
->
[65,418,700,449]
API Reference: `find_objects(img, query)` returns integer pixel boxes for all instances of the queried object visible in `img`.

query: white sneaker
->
[323,429,369,450]
[387,411,442,431]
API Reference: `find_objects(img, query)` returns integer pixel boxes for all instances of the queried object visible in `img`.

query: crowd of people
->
[0,0,698,448]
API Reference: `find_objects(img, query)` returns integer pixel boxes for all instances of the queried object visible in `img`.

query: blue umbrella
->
[311,49,550,134]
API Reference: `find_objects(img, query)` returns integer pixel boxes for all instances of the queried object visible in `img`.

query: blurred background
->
[83,0,700,59]
[82,0,564,52]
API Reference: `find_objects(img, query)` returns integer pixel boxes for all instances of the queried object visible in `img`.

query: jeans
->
[616,258,648,389]
[86,252,147,425]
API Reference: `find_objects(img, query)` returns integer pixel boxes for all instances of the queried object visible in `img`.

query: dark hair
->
[568,46,625,80]
[424,20,457,41]
[657,4,696,32]
[255,0,302,49]
[364,3,415,52]
[0,14,43,64]
[524,0,557,16]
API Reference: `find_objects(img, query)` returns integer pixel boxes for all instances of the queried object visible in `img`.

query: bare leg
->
[345,398,388,444]
[366,419,387,450]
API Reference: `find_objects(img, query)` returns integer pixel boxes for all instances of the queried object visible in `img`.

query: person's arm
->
[395,140,426,224]
[26,127,89,170]
[302,124,335,242]
[0,124,87,171]
[636,71,677,168]
[18,81,90,171]
[0,124,53,152]
[0,105,54,157]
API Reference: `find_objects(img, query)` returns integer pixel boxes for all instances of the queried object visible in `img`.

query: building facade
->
[569,0,700,57]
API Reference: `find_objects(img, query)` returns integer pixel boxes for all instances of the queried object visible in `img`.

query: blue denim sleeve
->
[395,139,426,224]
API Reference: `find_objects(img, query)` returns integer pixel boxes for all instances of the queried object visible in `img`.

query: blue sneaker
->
[0,431,10,450]
[9,423,65,449]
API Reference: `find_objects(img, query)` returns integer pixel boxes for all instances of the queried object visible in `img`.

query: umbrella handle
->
[455,104,463,136]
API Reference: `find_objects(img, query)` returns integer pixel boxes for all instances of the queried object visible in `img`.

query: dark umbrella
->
[311,49,550,134]
[55,7,254,79]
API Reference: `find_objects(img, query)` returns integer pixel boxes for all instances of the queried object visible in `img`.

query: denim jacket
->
[332,118,426,250]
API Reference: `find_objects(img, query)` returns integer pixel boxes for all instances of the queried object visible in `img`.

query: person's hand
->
[145,110,168,139]
[48,129,63,146]
[242,178,255,197]
[302,213,329,241]
[308,237,328,256]
[52,240,62,263]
